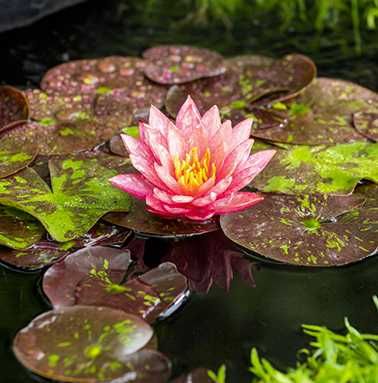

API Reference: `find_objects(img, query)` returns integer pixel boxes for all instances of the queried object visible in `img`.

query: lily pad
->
[0,126,38,178]
[251,78,378,145]
[220,193,376,266]
[165,54,315,124]
[18,89,132,155]
[43,246,188,323]
[0,222,131,271]
[0,85,29,130]
[13,306,158,383]
[251,142,378,195]
[353,112,378,142]
[104,198,218,239]
[0,206,44,249]
[143,45,226,84]
[0,154,131,241]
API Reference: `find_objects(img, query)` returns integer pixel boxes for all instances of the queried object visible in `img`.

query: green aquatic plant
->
[209,297,378,382]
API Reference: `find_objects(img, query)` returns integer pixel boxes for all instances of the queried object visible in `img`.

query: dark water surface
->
[1,1,377,381]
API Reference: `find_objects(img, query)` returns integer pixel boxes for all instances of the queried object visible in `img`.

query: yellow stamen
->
[173,147,216,193]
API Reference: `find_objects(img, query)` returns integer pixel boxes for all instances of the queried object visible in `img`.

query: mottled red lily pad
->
[0,122,38,178]
[353,112,378,142]
[104,198,218,239]
[0,207,44,250]
[172,368,213,382]
[165,54,315,124]
[220,193,377,266]
[13,306,159,383]
[0,85,29,131]
[0,222,131,271]
[143,45,226,85]
[43,246,188,322]
[163,231,255,292]
[18,89,132,155]
[251,142,378,195]
[251,78,378,145]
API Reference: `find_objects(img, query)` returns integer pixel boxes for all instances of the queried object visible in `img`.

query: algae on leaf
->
[0,206,44,249]
[252,142,378,195]
[0,155,131,242]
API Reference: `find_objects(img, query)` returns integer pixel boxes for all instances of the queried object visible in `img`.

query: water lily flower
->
[110,96,276,221]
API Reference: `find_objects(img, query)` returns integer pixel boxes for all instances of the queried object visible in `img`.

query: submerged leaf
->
[0,154,131,241]
[0,206,44,249]
[0,85,29,130]
[143,45,226,84]
[220,193,377,266]
[105,198,218,239]
[353,111,378,142]
[43,246,188,323]
[13,306,161,383]
[252,142,378,195]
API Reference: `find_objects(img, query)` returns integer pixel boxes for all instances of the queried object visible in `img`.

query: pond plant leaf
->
[0,222,131,271]
[0,85,29,131]
[143,45,226,84]
[12,306,161,383]
[104,198,218,239]
[251,142,378,195]
[251,78,378,145]
[0,154,131,241]
[163,231,255,293]
[353,112,378,142]
[0,206,44,249]
[0,123,38,178]
[165,54,315,124]
[220,193,377,266]
[43,246,188,323]
[16,89,132,155]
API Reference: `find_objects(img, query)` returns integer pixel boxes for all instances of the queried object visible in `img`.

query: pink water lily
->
[110,96,276,221]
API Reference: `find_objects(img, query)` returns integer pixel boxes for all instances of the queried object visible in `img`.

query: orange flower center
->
[173,147,216,193]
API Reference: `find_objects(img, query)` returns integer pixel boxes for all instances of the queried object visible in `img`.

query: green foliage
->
[211,298,378,382]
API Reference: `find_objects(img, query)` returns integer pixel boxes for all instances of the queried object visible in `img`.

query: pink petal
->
[109,174,153,199]
[163,205,190,215]
[121,134,154,162]
[176,96,202,137]
[185,208,216,221]
[213,192,264,214]
[153,188,173,204]
[171,195,194,204]
[192,192,218,207]
[218,139,253,179]
[154,163,183,194]
[146,194,172,216]
[230,119,253,151]
[229,149,276,192]
[192,176,233,207]
[201,105,221,138]
[149,105,175,137]
[167,126,187,159]
[130,154,167,190]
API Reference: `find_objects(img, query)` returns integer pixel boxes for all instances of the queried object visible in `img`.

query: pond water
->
[0,1,377,381]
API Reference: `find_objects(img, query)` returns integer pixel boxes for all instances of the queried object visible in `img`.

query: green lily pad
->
[12,306,160,383]
[251,142,378,195]
[0,126,38,178]
[104,198,218,239]
[0,85,29,131]
[251,78,378,145]
[220,193,376,266]
[19,89,132,155]
[353,112,378,142]
[0,154,131,242]
[0,206,44,249]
